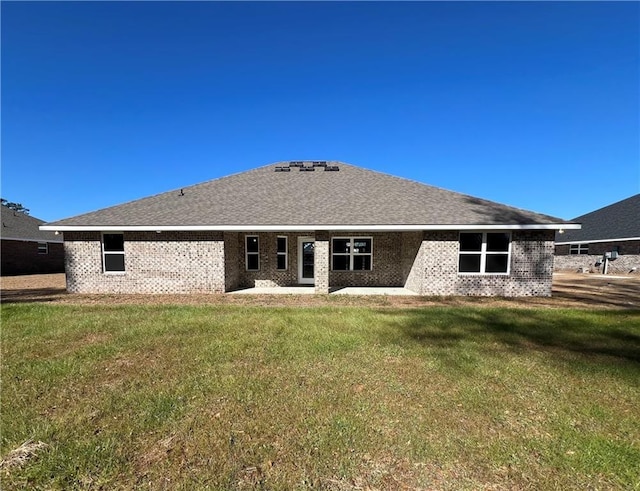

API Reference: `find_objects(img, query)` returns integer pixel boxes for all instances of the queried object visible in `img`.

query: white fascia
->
[2,237,64,244]
[40,223,581,232]
[556,236,640,246]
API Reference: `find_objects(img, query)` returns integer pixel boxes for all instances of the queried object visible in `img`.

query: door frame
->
[297,237,315,284]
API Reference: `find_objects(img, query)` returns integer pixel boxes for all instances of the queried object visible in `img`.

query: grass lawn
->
[1,304,639,490]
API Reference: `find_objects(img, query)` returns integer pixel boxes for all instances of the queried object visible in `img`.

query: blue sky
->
[2,1,638,223]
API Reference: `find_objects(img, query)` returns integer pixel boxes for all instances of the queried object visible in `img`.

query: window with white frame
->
[102,233,125,273]
[569,244,589,255]
[37,242,48,254]
[332,237,372,271]
[276,236,287,270]
[458,232,511,274]
[246,235,259,271]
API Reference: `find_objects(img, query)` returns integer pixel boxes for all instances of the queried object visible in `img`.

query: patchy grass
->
[1,304,639,490]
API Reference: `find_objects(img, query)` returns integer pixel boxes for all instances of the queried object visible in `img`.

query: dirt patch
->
[1,273,639,309]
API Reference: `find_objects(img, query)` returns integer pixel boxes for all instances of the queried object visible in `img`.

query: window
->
[276,236,287,270]
[102,233,125,273]
[246,235,259,271]
[569,244,589,255]
[332,237,372,271]
[37,242,48,254]
[459,232,510,274]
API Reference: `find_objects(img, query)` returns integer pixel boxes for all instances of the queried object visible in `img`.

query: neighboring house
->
[1,205,64,275]
[555,194,640,274]
[41,161,578,296]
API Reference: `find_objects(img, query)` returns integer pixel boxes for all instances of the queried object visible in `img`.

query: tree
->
[1,198,30,215]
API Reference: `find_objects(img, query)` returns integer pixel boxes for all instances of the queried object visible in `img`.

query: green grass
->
[1,304,639,490]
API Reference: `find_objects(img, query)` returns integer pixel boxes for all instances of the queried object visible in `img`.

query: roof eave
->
[41,223,580,232]
[556,236,640,245]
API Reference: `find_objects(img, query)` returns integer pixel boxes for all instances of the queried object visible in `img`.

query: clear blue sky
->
[2,1,638,223]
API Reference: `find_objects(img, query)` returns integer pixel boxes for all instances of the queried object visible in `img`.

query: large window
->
[246,235,259,271]
[569,244,589,255]
[459,232,510,274]
[276,236,287,270]
[332,237,372,271]
[102,233,125,273]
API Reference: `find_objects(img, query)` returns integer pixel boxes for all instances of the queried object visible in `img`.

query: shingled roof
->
[42,161,575,231]
[556,194,640,244]
[2,205,62,242]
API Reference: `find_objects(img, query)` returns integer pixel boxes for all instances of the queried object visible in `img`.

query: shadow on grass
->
[379,308,640,364]
[552,280,640,309]
[0,288,67,304]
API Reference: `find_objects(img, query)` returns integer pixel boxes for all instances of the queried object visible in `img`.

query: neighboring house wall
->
[1,239,65,275]
[555,240,640,274]
[64,231,226,293]
[408,230,555,296]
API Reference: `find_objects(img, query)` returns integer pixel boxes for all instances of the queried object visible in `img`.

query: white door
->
[298,237,315,284]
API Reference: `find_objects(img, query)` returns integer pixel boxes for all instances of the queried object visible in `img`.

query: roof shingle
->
[45,161,571,229]
[2,205,62,242]
[556,194,640,243]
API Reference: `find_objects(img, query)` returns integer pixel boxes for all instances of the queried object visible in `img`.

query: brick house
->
[41,161,578,296]
[1,205,64,275]
[555,194,640,274]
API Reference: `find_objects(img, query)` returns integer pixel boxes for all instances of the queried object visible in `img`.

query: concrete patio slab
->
[330,287,418,296]
[228,286,418,295]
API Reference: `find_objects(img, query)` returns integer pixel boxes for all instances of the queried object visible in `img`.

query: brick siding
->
[63,229,558,296]
[406,230,555,296]
[64,231,225,293]
[1,239,64,275]
[555,240,640,274]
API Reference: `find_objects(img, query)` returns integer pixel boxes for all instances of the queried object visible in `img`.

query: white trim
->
[569,243,590,255]
[1,237,64,244]
[102,232,125,273]
[298,237,315,284]
[276,236,288,271]
[556,236,640,245]
[245,235,259,271]
[40,223,580,232]
[458,232,512,275]
[331,236,373,271]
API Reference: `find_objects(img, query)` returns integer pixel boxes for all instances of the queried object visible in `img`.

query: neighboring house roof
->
[556,194,640,244]
[1,205,63,242]
[42,161,577,232]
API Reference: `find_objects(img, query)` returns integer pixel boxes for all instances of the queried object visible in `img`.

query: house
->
[41,161,578,296]
[1,205,64,275]
[555,194,640,274]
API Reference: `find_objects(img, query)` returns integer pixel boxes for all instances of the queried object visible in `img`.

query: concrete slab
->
[330,287,418,296]
[228,286,418,296]
[229,286,315,295]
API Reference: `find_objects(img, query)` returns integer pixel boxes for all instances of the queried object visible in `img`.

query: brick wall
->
[64,231,226,293]
[224,232,241,291]
[63,229,559,296]
[314,233,330,294]
[555,240,640,274]
[407,230,555,297]
[237,232,301,288]
[1,239,64,275]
